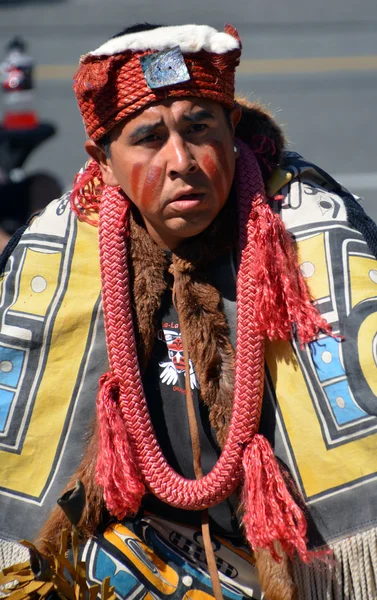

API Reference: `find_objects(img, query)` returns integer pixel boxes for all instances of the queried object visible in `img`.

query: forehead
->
[120,97,225,132]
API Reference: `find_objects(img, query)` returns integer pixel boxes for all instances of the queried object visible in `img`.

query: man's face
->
[88,98,241,249]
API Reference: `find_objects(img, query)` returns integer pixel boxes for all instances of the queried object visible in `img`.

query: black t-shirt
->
[142,289,242,541]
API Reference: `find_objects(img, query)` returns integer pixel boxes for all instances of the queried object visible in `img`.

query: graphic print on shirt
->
[158,323,198,390]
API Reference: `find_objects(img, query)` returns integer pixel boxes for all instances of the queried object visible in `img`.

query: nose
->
[167,135,198,178]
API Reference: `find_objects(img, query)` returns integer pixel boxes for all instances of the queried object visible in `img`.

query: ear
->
[230,104,242,158]
[230,103,242,134]
[84,140,119,187]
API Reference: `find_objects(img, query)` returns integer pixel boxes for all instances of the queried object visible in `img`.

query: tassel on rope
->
[247,195,332,346]
[236,138,333,346]
[95,372,145,519]
[70,160,103,225]
[241,434,311,563]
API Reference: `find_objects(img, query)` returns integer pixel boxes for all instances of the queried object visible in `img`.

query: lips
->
[166,191,206,212]
[168,189,205,204]
[175,193,204,201]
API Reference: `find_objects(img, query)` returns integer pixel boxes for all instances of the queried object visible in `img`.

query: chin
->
[169,212,217,238]
[173,224,211,245]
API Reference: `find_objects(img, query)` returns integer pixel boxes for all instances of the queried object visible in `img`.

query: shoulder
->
[0,189,99,276]
[267,152,377,256]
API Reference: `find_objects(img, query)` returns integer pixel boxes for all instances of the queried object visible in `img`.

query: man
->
[0,22,377,600]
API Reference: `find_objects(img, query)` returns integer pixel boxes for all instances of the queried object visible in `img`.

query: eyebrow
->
[128,121,163,142]
[128,109,216,141]
[181,109,216,123]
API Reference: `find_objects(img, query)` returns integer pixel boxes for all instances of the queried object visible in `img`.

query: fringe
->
[0,539,29,571]
[292,527,377,599]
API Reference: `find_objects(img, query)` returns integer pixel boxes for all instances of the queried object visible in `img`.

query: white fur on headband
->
[90,25,240,57]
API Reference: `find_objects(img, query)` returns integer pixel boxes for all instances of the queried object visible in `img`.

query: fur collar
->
[129,195,237,448]
[235,97,286,182]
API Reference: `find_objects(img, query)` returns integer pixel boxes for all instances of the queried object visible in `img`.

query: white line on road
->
[237,55,377,74]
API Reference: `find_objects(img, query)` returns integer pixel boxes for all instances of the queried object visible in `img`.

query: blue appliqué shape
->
[95,548,139,597]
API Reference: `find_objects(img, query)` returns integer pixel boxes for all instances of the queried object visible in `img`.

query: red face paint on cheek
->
[203,152,224,201]
[211,141,231,185]
[139,165,164,209]
[202,152,217,177]
[130,163,143,200]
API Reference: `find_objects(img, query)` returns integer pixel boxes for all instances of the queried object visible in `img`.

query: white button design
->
[182,575,193,587]
[300,261,315,278]
[321,351,333,364]
[0,360,13,373]
[369,269,377,284]
[31,276,47,293]
[336,396,345,409]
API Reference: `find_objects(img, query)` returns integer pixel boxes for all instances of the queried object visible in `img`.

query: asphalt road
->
[0,0,376,218]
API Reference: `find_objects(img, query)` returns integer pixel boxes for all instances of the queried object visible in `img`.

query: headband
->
[73,24,241,142]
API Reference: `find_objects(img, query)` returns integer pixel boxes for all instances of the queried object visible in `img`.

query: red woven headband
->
[73,24,241,142]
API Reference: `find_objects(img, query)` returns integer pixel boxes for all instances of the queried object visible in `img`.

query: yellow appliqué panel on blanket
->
[0,207,101,500]
[265,221,377,502]
[266,340,377,498]
[10,248,61,317]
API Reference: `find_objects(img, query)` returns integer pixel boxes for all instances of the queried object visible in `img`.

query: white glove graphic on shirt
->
[159,360,199,389]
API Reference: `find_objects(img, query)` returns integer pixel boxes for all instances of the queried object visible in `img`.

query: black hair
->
[111,23,166,38]
[99,133,112,159]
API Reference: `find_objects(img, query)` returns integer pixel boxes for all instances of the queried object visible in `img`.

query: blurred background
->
[0,0,376,230]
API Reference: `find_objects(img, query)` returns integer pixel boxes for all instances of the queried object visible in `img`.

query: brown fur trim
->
[128,209,171,370]
[173,268,235,447]
[170,197,238,446]
[128,196,238,447]
[255,547,297,600]
[35,423,107,554]
[236,98,286,159]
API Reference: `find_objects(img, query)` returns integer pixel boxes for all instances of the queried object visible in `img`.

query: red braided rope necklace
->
[88,139,332,560]
[98,140,264,509]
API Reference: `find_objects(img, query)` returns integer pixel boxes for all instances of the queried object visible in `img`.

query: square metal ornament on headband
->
[140,46,190,89]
